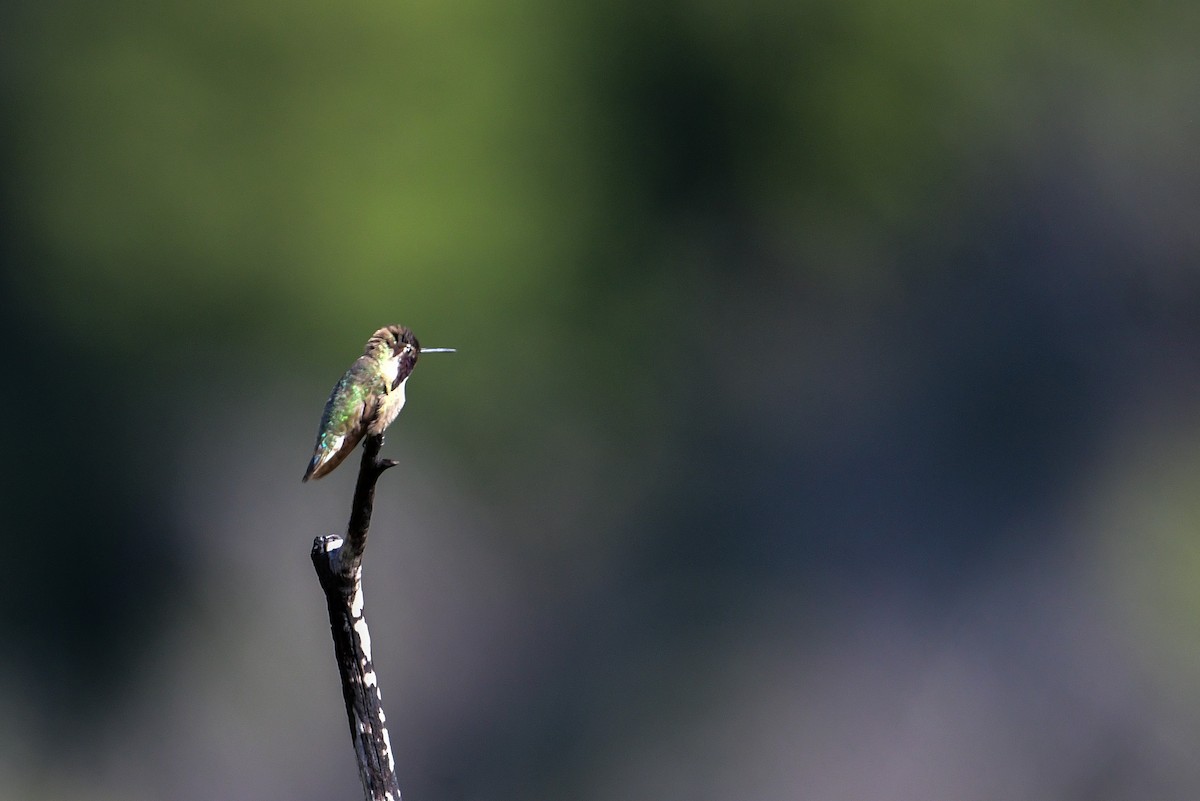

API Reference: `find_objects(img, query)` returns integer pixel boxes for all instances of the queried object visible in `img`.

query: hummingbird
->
[302,324,455,481]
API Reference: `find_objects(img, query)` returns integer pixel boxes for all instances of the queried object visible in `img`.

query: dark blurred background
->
[3,2,1200,799]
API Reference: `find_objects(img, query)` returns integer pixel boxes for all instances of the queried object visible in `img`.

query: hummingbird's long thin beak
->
[421,347,456,353]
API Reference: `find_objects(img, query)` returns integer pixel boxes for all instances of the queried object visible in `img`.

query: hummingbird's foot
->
[361,435,399,474]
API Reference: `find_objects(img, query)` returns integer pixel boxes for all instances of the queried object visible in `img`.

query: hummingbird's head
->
[366,324,420,361]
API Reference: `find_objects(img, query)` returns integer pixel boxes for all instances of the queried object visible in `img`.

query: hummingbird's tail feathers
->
[301,432,360,481]
[302,452,322,481]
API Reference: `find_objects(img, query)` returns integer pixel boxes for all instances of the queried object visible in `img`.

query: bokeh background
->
[3,2,1200,799]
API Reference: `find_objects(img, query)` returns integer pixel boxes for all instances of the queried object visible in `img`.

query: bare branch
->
[311,434,402,801]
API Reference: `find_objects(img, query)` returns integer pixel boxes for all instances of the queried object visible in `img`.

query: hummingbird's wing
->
[302,361,382,481]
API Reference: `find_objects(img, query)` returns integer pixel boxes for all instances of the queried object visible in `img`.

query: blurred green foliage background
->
[3,1,1200,799]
